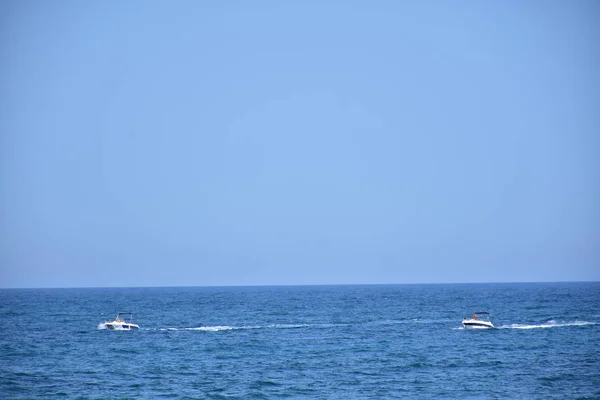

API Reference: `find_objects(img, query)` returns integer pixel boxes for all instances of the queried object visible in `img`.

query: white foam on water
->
[97,323,107,330]
[158,323,311,332]
[498,320,596,330]
[159,325,237,332]
[267,324,310,329]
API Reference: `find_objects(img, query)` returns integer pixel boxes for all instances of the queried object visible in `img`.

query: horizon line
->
[2,280,599,290]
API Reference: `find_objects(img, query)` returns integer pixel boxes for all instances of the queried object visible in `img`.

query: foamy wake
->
[498,320,596,330]
[158,323,310,332]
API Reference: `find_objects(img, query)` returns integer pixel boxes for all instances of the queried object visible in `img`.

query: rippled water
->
[1,283,599,399]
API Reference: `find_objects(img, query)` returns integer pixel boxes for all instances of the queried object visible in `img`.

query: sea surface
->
[1,282,599,399]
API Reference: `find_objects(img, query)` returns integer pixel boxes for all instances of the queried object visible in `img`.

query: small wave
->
[499,321,596,330]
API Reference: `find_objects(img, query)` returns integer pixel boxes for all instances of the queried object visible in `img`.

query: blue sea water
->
[1,282,599,399]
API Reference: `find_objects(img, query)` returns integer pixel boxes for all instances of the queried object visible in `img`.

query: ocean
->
[1,282,599,399]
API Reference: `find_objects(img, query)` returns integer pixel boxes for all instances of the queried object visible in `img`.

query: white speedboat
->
[102,312,140,330]
[462,312,494,329]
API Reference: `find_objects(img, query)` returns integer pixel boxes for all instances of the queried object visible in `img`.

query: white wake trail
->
[157,323,310,332]
[498,320,596,329]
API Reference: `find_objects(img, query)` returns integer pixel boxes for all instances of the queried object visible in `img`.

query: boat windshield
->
[116,313,134,322]
[470,312,490,321]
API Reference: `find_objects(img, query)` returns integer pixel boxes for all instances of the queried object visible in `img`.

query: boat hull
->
[103,322,140,330]
[462,320,494,329]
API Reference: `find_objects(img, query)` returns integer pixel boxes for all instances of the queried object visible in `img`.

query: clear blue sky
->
[1,1,598,288]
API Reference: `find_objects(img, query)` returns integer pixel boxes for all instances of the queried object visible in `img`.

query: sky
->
[1,1,599,288]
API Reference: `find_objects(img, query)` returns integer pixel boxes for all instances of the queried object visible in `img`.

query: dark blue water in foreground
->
[1,283,599,399]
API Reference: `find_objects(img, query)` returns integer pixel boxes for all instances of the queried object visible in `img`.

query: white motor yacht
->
[462,312,494,329]
[102,312,140,330]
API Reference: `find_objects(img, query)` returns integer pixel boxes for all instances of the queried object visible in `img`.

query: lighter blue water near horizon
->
[1,282,599,399]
